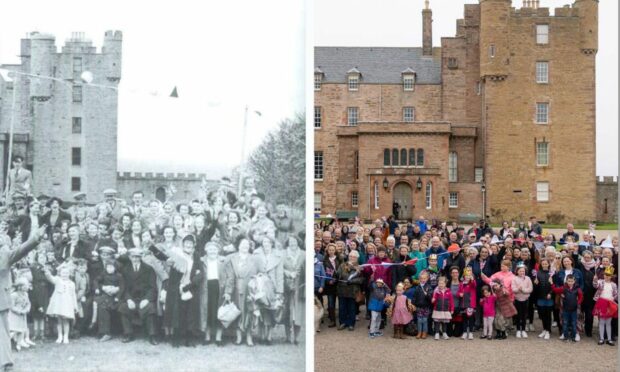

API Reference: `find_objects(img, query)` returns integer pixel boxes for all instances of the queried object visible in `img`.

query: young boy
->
[367,278,390,338]
[552,274,583,342]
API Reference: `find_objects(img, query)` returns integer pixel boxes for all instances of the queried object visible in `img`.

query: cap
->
[73,192,87,200]
[182,234,197,245]
[448,243,460,253]
[98,246,116,255]
[103,189,118,196]
[128,248,143,257]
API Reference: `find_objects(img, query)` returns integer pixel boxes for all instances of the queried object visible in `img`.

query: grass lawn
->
[11,326,305,372]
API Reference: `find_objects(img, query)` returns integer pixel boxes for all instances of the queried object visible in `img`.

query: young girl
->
[413,271,432,339]
[593,266,618,345]
[512,264,533,338]
[431,276,454,340]
[9,277,32,350]
[367,278,390,338]
[534,258,554,340]
[479,285,496,340]
[45,263,79,344]
[491,278,517,339]
[458,267,477,340]
[387,282,415,339]
[30,250,51,341]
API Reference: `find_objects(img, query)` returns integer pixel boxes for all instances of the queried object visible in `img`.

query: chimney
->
[422,0,433,56]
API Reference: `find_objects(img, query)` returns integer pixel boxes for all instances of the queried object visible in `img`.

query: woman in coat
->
[224,238,260,346]
[336,250,364,331]
[199,242,228,346]
[282,236,305,344]
[40,197,72,238]
[322,243,342,328]
[254,237,283,344]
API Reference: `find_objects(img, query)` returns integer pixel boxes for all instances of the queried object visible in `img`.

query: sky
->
[315,0,618,177]
[0,0,305,177]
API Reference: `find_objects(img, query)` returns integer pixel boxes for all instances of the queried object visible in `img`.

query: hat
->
[36,193,50,201]
[103,189,118,196]
[604,266,615,276]
[73,258,88,267]
[46,196,63,208]
[128,248,143,257]
[448,243,460,253]
[73,192,87,200]
[601,235,614,249]
[98,246,116,255]
[12,192,26,200]
[429,254,438,260]
[375,278,385,284]
[182,234,196,245]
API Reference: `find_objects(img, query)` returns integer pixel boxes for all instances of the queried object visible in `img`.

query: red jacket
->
[457,279,477,309]
[552,283,583,312]
[363,256,393,289]
[432,287,454,313]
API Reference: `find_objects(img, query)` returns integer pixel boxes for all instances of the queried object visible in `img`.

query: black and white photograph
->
[0,1,306,371]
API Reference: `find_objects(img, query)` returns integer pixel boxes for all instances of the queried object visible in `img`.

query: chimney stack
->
[422,0,432,56]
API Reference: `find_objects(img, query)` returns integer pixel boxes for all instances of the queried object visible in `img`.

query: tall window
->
[348,75,359,91]
[489,44,496,58]
[374,182,379,209]
[347,107,358,126]
[449,192,458,208]
[536,24,549,44]
[536,142,549,166]
[408,148,416,165]
[314,106,322,128]
[314,151,323,180]
[536,61,549,83]
[536,103,549,124]
[384,149,390,166]
[403,107,415,123]
[72,117,82,134]
[425,182,432,209]
[71,147,81,166]
[537,181,549,201]
[448,152,458,182]
[73,57,82,74]
[475,168,484,183]
[354,151,359,179]
[392,149,399,166]
[314,73,322,90]
[71,177,81,192]
[400,149,407,166]
[73,86,82,103]
[352,191,359,207]
[314,193,321,212]
[417,149,424,166]
[403,75,415,91]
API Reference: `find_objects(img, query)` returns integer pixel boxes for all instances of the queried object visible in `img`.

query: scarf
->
[580,258,597,271]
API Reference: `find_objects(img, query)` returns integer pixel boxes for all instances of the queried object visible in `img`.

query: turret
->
[479,0,511,80]
[422,0,433,56]
[573,0,598,55]
[102,30,122,82]
[28,32,56,100]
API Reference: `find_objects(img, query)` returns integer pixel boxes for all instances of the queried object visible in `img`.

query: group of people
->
[314,215,618,346]
[0,169,305,372]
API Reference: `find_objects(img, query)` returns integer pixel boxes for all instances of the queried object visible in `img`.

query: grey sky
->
[315,0,618,177]
[0,0,305,177]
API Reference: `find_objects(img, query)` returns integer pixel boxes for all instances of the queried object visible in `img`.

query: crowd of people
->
[1,170,305,371]
[314,215,618,346]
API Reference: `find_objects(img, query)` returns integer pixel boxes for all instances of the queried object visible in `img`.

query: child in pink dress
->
[45,264,78,344]
[387,282,415,339]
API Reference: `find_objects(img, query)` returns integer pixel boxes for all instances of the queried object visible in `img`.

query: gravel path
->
[315,308,618,372]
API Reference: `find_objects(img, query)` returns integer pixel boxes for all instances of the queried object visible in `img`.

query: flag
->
[170,86,179,98]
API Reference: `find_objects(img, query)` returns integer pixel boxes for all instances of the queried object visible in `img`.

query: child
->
[387,282,415,339]
[92,258,124,342]
[458,267,477,340]
[511,264,533,338]
[479,285,496,340]
[552,274,583,342]
[431,276,454,340]
[491,278,517,339]
[367,278,390,338]
[8,277,32,351]
[73,258,90,338]
[45,263,79,344]
[533,258,554,340]
[413,271,432,339]
[592,266,618,345]
[30,250,51,341]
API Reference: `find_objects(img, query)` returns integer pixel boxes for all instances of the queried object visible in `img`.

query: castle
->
[314,0,606,224]
[0,32,214,204]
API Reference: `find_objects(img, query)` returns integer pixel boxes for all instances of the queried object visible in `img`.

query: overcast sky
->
[316,0,618,177]
[0,0,305,177]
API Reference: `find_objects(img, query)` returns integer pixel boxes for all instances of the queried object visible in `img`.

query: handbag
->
[355,290,365,304]
[218,301,241,328]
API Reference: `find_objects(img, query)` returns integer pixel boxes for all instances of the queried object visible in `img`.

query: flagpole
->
[238,105,249,196]
[5,74,17,202]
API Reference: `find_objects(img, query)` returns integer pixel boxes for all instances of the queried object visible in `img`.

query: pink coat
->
[432,287,454,313]
[483,270,515,301]
[480,295,497,317]
[363,256,393,289]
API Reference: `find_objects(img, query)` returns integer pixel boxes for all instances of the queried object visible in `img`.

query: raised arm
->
[7,225,46,265]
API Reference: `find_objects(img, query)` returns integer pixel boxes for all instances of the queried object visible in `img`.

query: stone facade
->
[597,176,618,223]
[116,172,218,203]
[315,0,600,224]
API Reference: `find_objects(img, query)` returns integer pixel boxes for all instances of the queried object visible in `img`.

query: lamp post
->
[481,182,486,221]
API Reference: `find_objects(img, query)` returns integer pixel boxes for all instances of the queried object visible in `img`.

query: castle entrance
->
[393,182,412,220]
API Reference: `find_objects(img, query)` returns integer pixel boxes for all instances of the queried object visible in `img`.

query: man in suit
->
[5,156,32,203]
[11,198,41,242]
[58,224,91,263]
[118,248,158,345]
[0,225,45,372]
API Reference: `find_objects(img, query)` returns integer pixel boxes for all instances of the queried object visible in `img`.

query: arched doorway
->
[155,186,166,203]
[393,182,412,220]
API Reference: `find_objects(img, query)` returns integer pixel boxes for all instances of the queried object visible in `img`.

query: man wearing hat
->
[0,224,45,372]
[95,189,123,222]
[4,156,32,205]
[118,248,158,345]
[67,192,88,219]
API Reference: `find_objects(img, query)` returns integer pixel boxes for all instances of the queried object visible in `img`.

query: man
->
[529,216,543,238]
[0,225,44,372]
[58,224,91,263]
[12,198,42,242]
[128,191,145,218]
[5,156,32,203]
[67,192,88,218]
[392,202,400,220]
[385,236,398,262]
[416,215,428,235]
[118,248,158,345]
[274,201,294,244]
[321,230,332,252]
[425,236,447,270]
[95,189,123,223]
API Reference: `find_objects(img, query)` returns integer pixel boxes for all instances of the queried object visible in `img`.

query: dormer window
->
[401,68,416,91]
[347,68,361,91]
[314,67,324,91]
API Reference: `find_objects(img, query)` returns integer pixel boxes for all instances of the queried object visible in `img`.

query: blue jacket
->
[553,268,584,291]
[367,281,390,312]
[416,220,428,234]
[425,246,447,271]
[314,258,326,290]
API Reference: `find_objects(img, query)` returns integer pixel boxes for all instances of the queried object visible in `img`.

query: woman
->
[119,214,133,240]
[224,238,260,346]
[444,244,465,277]
[392,245,416,287]
[199,242,227,346]
[447,266,463,337]
[220,211,245,255]
[323,243,342,328]
[409,240,427,282]
[171,214,188,240]
[157,226,181,255]
[336,250,364,331]
[123,220,143,249]
[282,236,305,344]
[577,250,597,337]
[163,234,204,347]
[348,240,365,264]
[254,237,284,344]
[41,197,71,237]
[533,258,554,339]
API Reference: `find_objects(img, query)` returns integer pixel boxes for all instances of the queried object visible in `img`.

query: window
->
[537,181,549,201]
[71,147,81,166]
[354,151,359,179]
[384,149,390,166]
[403,107,415,123]
[403,76,415,91]
[374,182,379,209]
[314,151,323,180]
[314,73,322,90]
[536,142,549,166]
[347,107,358,126]
[425,182,432,209]
[314,193,321,213]
[314,106,321,128]
[417,149,424,166]
[447,57,458,69]
[348,76,359,91]
[475,168,484,183]
[536,103,549,124]
[536,61,549,83]
[400,149,407,166]
[352,191,359,208]
[449,152,458,182]
[73,57,82,74]
[72,85,82,103]
[72,117,82,134]
[489,44,496,58]
[604,198,608,214]
[449,192,458,208]
[71,177,81,192]
[408,148,416,165]
[536,25,549,45]
[392,149,399,166]
[475,81,482,95]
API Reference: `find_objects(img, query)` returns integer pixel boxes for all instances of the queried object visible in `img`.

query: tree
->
[248,113,305,208]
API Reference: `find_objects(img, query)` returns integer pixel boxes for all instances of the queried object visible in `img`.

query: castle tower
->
[102,30,122,82]
[422,0,433,56]
[479,0,511,80]
[29,33,56,100]
[573,0,598,55]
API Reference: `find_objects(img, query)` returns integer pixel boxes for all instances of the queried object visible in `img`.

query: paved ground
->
[315,306,618,372]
